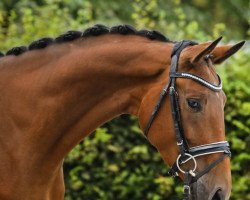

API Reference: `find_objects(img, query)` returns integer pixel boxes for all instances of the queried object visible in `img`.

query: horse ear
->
[192,36,223,63]
[211,41,245,64]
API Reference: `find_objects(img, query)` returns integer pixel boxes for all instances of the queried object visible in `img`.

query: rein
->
[144,41,231,200]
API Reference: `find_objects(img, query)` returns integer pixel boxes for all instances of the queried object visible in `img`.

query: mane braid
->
[82,24,109,37]
[0,24,172,58]
[110,24,137,35]
[29,37,54,50]
[55,31,82,43]
[6,46,27,56]
[137,30,168,42]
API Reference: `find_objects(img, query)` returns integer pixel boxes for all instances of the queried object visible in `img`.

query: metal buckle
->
[169,86,175,92]
[189,170,196,177]
[183,185,190,194]
[177,140,183,146]
[176,153,197,176]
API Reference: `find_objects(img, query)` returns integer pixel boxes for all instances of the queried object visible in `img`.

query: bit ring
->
[176,153,197,175]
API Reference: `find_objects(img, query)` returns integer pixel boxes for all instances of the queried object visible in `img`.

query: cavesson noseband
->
[144,40,231,200]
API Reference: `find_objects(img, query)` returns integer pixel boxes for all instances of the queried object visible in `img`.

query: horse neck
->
[0,35,173,171]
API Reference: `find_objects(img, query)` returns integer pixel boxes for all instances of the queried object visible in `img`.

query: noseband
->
[144,40,231,200]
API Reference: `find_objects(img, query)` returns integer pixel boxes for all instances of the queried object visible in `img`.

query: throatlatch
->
[144,40,231,200]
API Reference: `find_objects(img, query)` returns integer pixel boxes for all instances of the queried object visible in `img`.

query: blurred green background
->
[0,0,249,199]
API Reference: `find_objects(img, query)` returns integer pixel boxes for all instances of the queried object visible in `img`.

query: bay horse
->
[0,24,244,200]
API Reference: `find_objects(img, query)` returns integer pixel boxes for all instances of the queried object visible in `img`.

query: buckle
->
[183,185,190,194]
[169,86,175,92]
[168,169,179,177]
[189,170,196,177]
[177,140,183,146]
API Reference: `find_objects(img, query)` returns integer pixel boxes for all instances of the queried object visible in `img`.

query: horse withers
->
[0,25,244,199]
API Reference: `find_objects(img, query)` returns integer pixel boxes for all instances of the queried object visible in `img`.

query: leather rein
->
[144,40,231,200]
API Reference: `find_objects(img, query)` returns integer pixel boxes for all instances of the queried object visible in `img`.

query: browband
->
[170,72,222,91]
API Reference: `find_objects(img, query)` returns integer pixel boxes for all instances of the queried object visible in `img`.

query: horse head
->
[139,38,244,200]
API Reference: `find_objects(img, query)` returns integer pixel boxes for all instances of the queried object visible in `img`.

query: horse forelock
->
[0,24,172,58]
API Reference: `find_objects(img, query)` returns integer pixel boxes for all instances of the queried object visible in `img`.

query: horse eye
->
[187,99,201,111]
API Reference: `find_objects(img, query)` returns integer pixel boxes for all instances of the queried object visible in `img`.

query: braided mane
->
[0,24,171,58]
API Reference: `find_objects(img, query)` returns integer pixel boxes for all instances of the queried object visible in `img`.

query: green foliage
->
[64,116,180,200]
[0,0,249,199]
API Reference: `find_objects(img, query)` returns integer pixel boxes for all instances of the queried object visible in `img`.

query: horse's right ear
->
[210,41,245,64]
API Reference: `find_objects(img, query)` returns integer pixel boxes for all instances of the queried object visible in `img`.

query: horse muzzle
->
[191,180,229,200]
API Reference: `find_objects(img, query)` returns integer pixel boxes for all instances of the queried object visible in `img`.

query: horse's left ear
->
[181,37,222,63]
[211,41,245,64]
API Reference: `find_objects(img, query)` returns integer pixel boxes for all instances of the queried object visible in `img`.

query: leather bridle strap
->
[191,153,229,183]
[181,141,230,163]
[144,78,171,137]
[168,40,198,156]
[144,40,197,137]
[168,143,231,178]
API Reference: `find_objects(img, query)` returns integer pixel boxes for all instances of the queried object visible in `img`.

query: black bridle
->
[144,40,231,200]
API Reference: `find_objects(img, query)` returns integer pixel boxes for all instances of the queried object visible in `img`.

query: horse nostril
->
[212,188,223,200]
